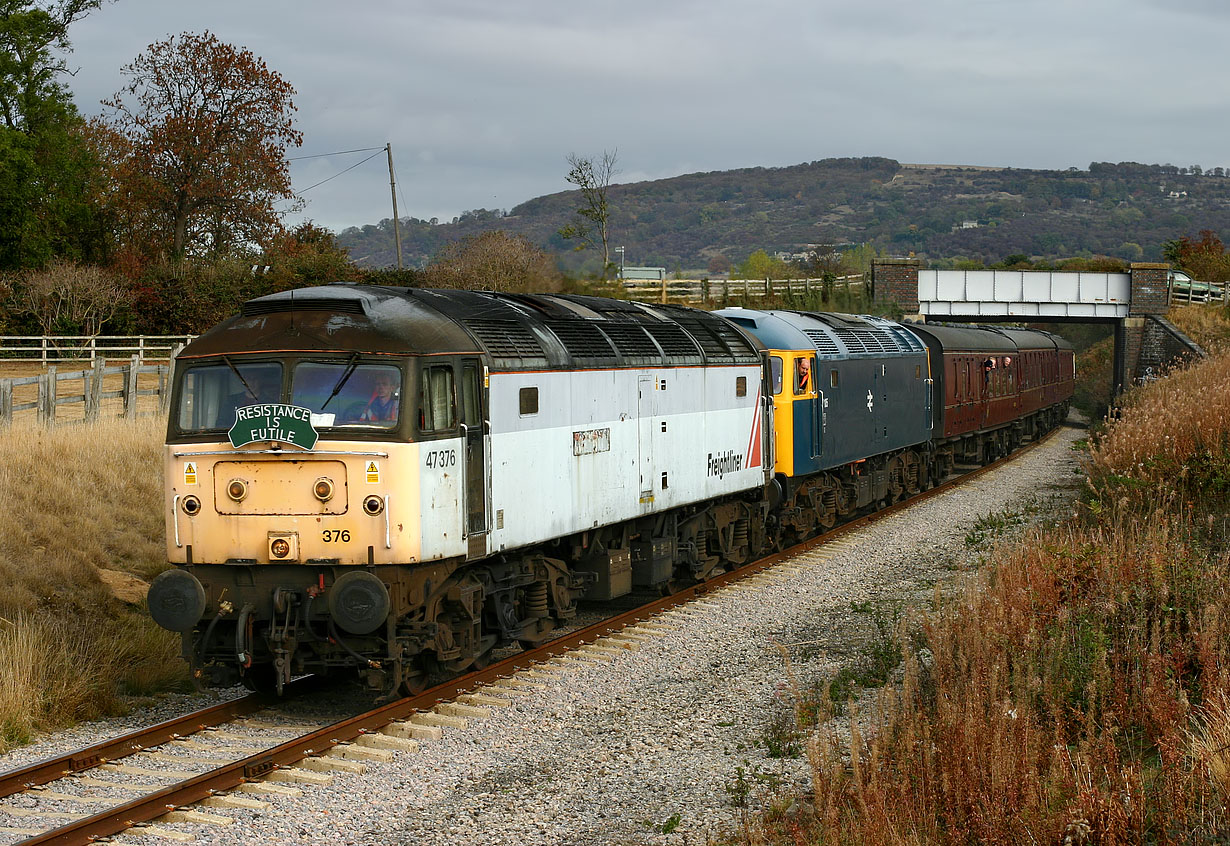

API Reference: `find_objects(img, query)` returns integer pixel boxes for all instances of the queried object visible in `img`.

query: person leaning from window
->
[795,357,812,393]
[361,371,399,422]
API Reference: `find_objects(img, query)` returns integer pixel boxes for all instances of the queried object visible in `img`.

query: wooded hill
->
[335,158,1230,273]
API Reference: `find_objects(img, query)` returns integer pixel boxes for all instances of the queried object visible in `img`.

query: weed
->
[653,813,682,834]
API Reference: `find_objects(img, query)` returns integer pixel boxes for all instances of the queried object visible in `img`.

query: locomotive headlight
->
[226,479,248,502]
[312,477,335,502]
[181,495,201,516]
[268,532,297,561]
[362,494,385,516]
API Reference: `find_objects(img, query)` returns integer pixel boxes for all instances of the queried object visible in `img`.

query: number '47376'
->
[425,448,456,469]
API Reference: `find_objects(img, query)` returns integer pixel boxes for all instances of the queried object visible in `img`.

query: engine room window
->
[291,362,401,428]
[830,369,839,388]
[421,366,456,432]
[770,357,783,395]
[736,376,747,397]
[519,386,539,416]
[915,365,921,379]
[176,362,283,432]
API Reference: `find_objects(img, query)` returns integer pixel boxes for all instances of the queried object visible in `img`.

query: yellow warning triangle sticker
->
[184,462,197,485]
[365,461,380,483]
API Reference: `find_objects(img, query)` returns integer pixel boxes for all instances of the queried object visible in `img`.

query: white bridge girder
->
[918,270,1130,318]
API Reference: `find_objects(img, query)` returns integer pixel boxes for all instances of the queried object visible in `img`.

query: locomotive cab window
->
[770,357,783,395]
[794,357,813,395]
[291,361,402,428]
[176,361,283,432]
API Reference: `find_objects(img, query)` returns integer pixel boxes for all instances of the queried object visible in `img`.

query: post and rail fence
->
[620,275,867,305]
[0,336,192,427]
[0,334,194,364]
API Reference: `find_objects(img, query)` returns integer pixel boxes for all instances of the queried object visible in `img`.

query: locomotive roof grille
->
[598,322,662,360]
[643,322,703,359]
[464,319,548,366]
[831,326,901,355]
[801,329,842,356]
[542,320,618,363]
[241,298,366,316]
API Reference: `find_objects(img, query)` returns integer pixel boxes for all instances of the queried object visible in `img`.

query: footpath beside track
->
[0,423,1086,845]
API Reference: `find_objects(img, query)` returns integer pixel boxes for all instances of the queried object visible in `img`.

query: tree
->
[9,259,128,338]
[98,31,302,263]
[1170,230,1230,283]
[420,230,561,293]
[734,249,791,281]
[0,0,109,269]
[558,149,618,277]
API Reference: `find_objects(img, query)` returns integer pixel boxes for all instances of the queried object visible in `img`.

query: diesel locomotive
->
[147,286,1073,697]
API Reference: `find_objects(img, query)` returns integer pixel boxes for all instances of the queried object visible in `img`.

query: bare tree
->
[420,230,562,293]
[559,149,619,277]
[11,260,129,343]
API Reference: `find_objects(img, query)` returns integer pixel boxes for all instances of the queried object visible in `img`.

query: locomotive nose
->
[147,569,207,632]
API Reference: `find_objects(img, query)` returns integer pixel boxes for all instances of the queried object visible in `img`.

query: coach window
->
[770,357,783,395]
[419,365,455,433]
[519,386,539,416]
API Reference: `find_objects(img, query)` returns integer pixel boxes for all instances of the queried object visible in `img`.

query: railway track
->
[0,427,1063,845]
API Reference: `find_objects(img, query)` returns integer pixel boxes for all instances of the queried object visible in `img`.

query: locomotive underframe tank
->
[150,286,774,696]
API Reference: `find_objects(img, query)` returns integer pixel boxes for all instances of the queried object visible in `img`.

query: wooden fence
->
[0,351,182,427]
[622,275,866,304]
[0,334,194,364]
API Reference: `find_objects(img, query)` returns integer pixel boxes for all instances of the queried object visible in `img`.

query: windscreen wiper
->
[321,353,361,411]
[222,356,258,402]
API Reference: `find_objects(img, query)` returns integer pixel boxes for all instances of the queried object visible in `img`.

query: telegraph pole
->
[386,143,403,271]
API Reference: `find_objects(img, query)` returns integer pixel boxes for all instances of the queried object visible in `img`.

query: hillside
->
[336,158,1230,273]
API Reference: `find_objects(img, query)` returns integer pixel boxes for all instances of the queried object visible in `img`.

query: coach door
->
[459,359,488,559]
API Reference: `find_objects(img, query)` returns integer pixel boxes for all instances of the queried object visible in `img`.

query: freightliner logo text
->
[707,450,743,479]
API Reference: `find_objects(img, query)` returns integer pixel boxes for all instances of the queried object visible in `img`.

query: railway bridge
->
[872,259,1205,398]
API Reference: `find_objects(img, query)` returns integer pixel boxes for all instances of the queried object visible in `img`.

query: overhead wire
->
[293,149,386,196]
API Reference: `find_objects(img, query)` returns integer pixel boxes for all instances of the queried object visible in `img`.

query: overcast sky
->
[62,0,1230,235]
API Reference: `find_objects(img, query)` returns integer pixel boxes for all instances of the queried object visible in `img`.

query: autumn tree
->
[1164,230,1230,283]
[98,31,302,264]
[420,230,561,293]
[559,149,618,277]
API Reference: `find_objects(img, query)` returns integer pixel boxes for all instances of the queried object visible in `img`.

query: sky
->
[61,0,1230,236]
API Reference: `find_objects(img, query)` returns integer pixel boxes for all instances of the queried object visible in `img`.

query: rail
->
[0,335,194,364]
[621,275,866,304]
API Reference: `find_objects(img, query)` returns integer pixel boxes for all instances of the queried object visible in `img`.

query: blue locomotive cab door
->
[792,355,821,469]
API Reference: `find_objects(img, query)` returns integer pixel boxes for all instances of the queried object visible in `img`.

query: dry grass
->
[734,348,1230,845]
[1171,303,1230,354]
[0,415,187,750]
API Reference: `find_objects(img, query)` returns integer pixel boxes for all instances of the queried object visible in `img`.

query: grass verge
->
[731,347,1230,845]
[0,416,188,751]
